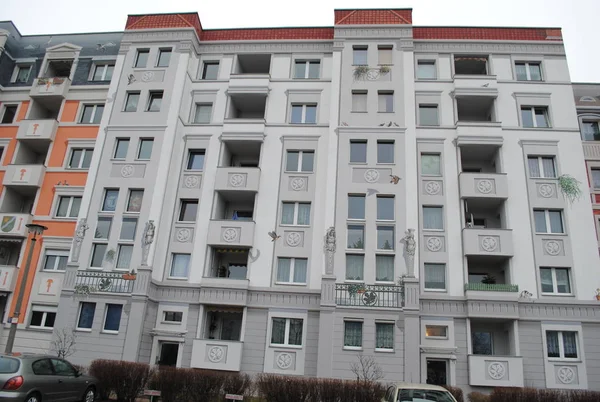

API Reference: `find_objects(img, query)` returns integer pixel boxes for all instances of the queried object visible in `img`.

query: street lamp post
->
[5,224,48,354]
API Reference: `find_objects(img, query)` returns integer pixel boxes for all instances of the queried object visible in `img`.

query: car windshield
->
[0,357,20,373]
[398,389,455,402]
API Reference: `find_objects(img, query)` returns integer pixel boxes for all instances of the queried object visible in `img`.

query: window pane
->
[305,105,317,123]
[308,62,320,79]
[78,302,96,329]
[541,157,556,178]
[535,108,549,128]
[105,65,114,81]
[194,104,212,123]
[288,318,303,345]
[90,244,107,267]
[424,264,446,290]
[82,149,93,168]
[56,197,70,217]
[114,139,129,159]
[555,268,571,293]
[69,197,81,217]
[528,157,541,177]
[81,106,94,123]
[69,149,83,168]
[294,61,306,79]
[417,62,436,79]
[347,225,364,249]
[426,325,448,338]
[44,255,57,271]
[170,254,190,278]
[45,312,56,328]
[472,332,493,355]
[529,64,542,81]
[592,170,600,189]
[350,141,367,163]
[125,94,139,112]
[515,63,528,81]
[286,151,299,171]
[291,105,303,123]
[297,203,311,225]
[30,311,44,327]
[187,151,205,170]
[92,105,104,123]
[377,226,394,250]
[203,62,219,80]
[95,217,112,239]
[148,93,162,112]
[179,201,198,222]
[138,139,153,159]
[421,154,441,175]
[376,255,394,282]
[281,203,295,225]
[563,332,578,358]
[293,259,307,283]
[120,218,137,241]
[301,151,314,172]
[379,93,393,112]
[376,323,394,349]
[135,50,149,68]
[540,268,554,293]
[534,210,547,232]
[546,331,560,357]
[116,245,133,269]
[419,106,439,126]
[345,255,364,281]
[378,47,392,65]
[423,207,443,230]
[127,190,144,212]
[377,141,394,163]
[277,258,291,282]
[271,318,286,344]
[353,48,368,65]
[352,92,367,112]
[157,50,171,67]
[549,211,563,233]
[104,304,122,331]
[344,321,362,347]
[16,66,30,82]
[377,196,394,220]
[348,195,365,219]
[103,190,119,212]
[521,108,534,128]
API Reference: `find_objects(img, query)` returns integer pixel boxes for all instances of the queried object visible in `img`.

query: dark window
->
[164,311,183,322]
[104,304,123,332]
[51,359,77,376]
[187,150,205,170]
[102,189,119,212]
[202,62,219,80]
[77,302,96,329]
[135,50,149,68]
[127,190,144,212]
[147,91,163,112]
[32,359,53,375]
[1,106,17,124]
[68,148,93,169]
[90,244,107,268]
[179,200,199,222]
[80,105,104,124]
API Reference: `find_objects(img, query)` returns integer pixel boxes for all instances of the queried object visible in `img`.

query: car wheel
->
[25,393,41,402]
[83,387,95,402]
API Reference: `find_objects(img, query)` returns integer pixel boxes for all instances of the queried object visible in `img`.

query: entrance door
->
[158,342,179,366]
[426,359,448,385]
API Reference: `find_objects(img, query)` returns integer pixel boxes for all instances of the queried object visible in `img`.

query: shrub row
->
[489,388,600,402]
[89,359,152,402]
[443,385,464,402]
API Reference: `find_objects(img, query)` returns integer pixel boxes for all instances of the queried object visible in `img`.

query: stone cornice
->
[198,42,333,55]
[414,41,565,55]
[334,26,412,39]
[120,28,201,55]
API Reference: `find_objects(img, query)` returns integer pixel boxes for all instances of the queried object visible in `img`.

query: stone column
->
[403,277,420,382]
[316,275,336,378]
[122,267,152,362]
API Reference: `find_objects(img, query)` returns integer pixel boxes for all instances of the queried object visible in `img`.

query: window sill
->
[348,162,368,166]
[375,249,396,253]
[424,288,447,293]
[275,282,307,286]
[425,336,448,340]
[351,111,368,114]
[521,126,553,130]
[418,124,441,128]
[345,248,365,253]
[422,229,445,232]
[101,330,119,335]
[374,348,395,353]
[161,321,183,325]
[269,344,302,350]
[541,293,575,297]
[534,232,567,236]
[88,267,104,271]
[75,328,92,333]
[416,78,438,81]
[375,281,395,285]
[167,277,189,281]
[547,358,582,363]
[377,112,395,114]
[375,163,395,166]
[42,270,66,273]
[343,346,363,351]
[123,110,138,113]
[53,217,78,221]
[27,326,53,332]
[65,167,90,171]
[279,224,310,228]
[344,280,365,284]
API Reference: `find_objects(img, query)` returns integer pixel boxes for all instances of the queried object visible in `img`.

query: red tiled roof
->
[125,13,202,39]
[413,27,562,41]
[202,27,334,41]
[334,9,412,25]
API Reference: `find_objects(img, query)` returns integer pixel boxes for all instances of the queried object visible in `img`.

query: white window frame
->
[169,253,190,279]
[113,138,129,160]
[94,217,112,240]
[290,104,317,124]
[11,64,32,83]
[115,244,134,270]
[377,45,393,66]
[582,120,600,141]
[515,61,542,81]
[276,257,308,285]
[162,311,184,323]
[343,320,364,350]
[294,60,320,79]
[351,91,368,113]
[76,302,96,331]
[54,195,82,218]
[347,194,366,220]
[101,189,119,212]
[540,267,572,295]
[424,263,447,292]
[416,60,437,80]
[378,91,394,113]
[134,49,149,68]
[28,305,57,329]
[102,304,123,334]
[90,63,115,81]
[156,48,172,68]
[186,149,206,171]
[418,104,440,126]
[347,224,365,250]
[67,148,93,169]
[521,106,550,128]
[281,202,311,226]
[79,104,104,124]
[353,46,368,66]
[528,156,556,178]
[269,316,305,348]
[146,91,163,112]
[42,249,69,272]
[376,225,395,251]
[375,321,395,352]
[376,195,395,221]
[542,327,581,361]
[423,206,444,231]
[90,243,107,269]
[345,254,365,282]
[534,209,564,234]
[377,140,395,164]
[124,92,140,112]
[137,138,154,160]
[285,150,314,172]
[425,325,449,340]
[193,103,212,124]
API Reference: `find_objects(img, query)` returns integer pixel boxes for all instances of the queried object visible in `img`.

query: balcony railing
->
[74,271,136,294]
[465,283,519,292]
[335,283,403,308]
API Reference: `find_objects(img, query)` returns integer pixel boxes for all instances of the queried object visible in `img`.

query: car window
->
[51,359,76,376]
[32,359,54,375]
[0,357,20,373]
[398,389,455,402]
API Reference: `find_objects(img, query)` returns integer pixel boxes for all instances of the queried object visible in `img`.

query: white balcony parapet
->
[191,339,243,371]
[468,355,524,387]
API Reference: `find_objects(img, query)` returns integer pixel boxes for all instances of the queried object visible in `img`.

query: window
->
[137,139,153,160]
[423,207,444,230]
[30,309,56,329]
[377,196,394,220]
[346,254,364,281]
[540,267,571,294]
[14,65,31,83]
[377,226,394,250]
[32,359,53,375]
[194,103,212,123]
[276,257,308,284]
[347,225,365,249]
[582,121,600,141]
[350,140,367,163]
[134,49,149,68]
[376,322,394,350]
[163,311,183,322]
[187,150,205,170]
[68,148,93,169]
[285,150,314,172]
[147,91,163,112]
[378,91,394,113]
[127,190,144,212]
[51,359,77,376]
[90,244,107,268]
[424,263,446,290]
[115,245,133,269]
[94,217,112,240]
[527,156,556,178]
[291,104,317,124]
[43,250,68,271]
[201,61,219,80]
[352,91,367,112]
[271,317,303,346]
[102,189,119,212]
[294,60,320,79]
[344,321,363,348]
[353,46,368,65]
[378,46,392,65]
[521,106,549,128]
[1,105,18,124]
[425,325,448,339]
[534,209,564,234]
[179,200,198,222]
[55,196,81,218]
[119,218,137,241]
[472,332,493,355]
[103,304,122,332]
[77,302,96,329]
[114,139,130,159]
[377,141,394,163]
[124,92,140,112]
[419,105,439,126]
[546,330,578,359]
[417,61,436,79]
[376,255,394,282]
[348,195,366,220]
[281,202,311,225]
[515,62,541,81]
[170,254,190,278]
[157,49,172,67]
[80,104,104,124]
[92,63,114,81]
[592,169,600,189]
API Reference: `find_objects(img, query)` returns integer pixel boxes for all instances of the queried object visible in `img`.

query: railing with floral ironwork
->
[74,271,136,294]
[335,283,403,308]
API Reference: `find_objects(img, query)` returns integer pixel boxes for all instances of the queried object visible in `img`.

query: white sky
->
[1,0,598,82]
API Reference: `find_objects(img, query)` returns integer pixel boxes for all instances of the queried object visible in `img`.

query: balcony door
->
[426,359,448,385]
[158,342,179,366]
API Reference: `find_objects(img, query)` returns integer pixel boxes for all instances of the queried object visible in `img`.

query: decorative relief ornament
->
[176,228,191,242]
[364,169,380,183]
[425,181,441,195]
[222,228,238,243]
[276,353,293,369]
[426,237,442,252]
[184,176,200,188]
[229,174,245,187]
[544,240,561,256]
[141,71,154,82]
[557,366,575,384]
[208,346,224,363]
[477,179,493,194]
[539,184,554,198]
[290,177,306,191]
[488,362,506,380]
[481,236,498,252]
[121,165,134,178]
[286,232,302,247]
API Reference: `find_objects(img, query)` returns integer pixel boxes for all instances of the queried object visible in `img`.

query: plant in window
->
[481,274,496,284]
[595,288,600,301]
[353,65,370,80]
[351,239,364,249]
[382,240,393,250]
[104,248,116,263]
[379,65,390,74]
[122,269,137,281]
[557,174,582,204]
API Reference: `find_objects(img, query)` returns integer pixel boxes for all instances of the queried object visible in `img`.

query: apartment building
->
[0,24,122,351]
[2,8,597,393]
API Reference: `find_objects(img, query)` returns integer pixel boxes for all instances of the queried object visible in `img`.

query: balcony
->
[3,165,46,188]
[229,74,270,94]
[459,173,508,200]
[468,355,524,387]
[465,283,518,292]
[207,220,255,247]
[190,339,243,371]
[74,271,136,294]
[30,77,71,98]
[0,266,17,292]
[0,213,32,237]
[463,228,513,257]
[335,283,404,308]
[453,75,497,91]
[215,168,260,192]
[16,119,58,141]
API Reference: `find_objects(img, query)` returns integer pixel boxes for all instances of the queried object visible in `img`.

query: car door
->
[50,358,80,401]
[31,358,61,402]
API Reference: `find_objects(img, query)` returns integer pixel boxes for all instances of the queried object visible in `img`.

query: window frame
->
[269,317,304,348]
[345,254,365,282]
[285,150,314,173]
[54,195,81,218]
[126,189,144,213]
[376,225,395,251]
[102,304,123,334]
[425,325,449,339]
[178,199,199,222]
[146,91,163,112]
[581,120,600,141]
[193,103,212,124]
[423,206,444,231]
[353,46,368,66]
[533,209,564,234]
[376,195,395,221]
[540,267,572,295]
[163,311,184,323]
[527,156,556,178]
[349,140,368,164]
[101,189,119,212]
[0,104,18,124]
[94,217,112,240]
[201,61,220,80]
[294,60,320,79]
[378,91,394,113]
[347,224,365,250]
[90,63,115,82]
[351,90,368,113]
[375,321,395,351]
[424,263,447,291]
[67,148,93,169]
[13,64,32,83]
[118,217,138,241]
[290,104,317,124]
[418,104,440,126]
[417,60,437,80]
[343,320,364,350]
[544,329,580,361]
[377,140,394,164]
[377,45,393,66]
[124,92,140,112]
[276,257,308,285]
[115,243,134,270]
[137,138,154,160]
[515,61,542,81]
[169,253,191,279]
[348,194,366,220]
[156,48,172,68]
[113,138,130,160]
[375,254,395,283]
[280,202,311,226]
[42,249,69,272]
[134,49,149,68]
[521,106,550,128]
[29,307,57,330]
[76,302,96,331]
[79,104,104,124]
[186,149,206,170]
[90,243,107,269]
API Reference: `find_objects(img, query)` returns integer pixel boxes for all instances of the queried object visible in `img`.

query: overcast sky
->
[1,0,598,82]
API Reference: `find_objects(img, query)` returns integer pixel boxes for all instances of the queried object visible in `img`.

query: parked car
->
[383,383,458,402]
[0,353,97,402]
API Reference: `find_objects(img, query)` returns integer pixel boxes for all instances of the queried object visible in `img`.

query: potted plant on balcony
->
[73,284,96,296]
[595,288,600,301]
[122,269,137,281]
[353,65,370,80]
[379,65,391,74]
[557,174,582,204]
[481,275,497,285]
[348,283,366,295]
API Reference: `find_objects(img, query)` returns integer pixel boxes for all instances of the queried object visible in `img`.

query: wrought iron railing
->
[335,283,404,308]
[74,271,135,294]
[464,283,519,292]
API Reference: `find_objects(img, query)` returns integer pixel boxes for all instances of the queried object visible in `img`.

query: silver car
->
[0,354,97,402]
[383,383,458,402]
